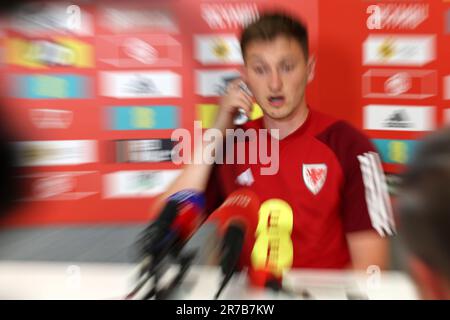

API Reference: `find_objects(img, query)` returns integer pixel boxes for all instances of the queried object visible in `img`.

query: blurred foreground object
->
[397,127,450,299]
[0,112,23,219]
[129,190,205,299]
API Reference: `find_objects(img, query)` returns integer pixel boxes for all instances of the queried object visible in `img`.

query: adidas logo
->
[383,110,413,128]
[236,168,254,186]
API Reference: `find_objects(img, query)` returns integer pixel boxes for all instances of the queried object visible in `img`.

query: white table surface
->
[0,261,419,300]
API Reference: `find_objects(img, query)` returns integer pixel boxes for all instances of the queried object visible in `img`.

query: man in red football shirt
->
[156,12,395,272]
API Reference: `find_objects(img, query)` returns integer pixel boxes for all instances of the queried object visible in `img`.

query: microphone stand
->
[125,249,197,300]
[154,250,196,300]
[214,268,235,300]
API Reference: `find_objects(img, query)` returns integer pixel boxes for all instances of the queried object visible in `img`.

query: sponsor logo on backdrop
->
[97,35,181,67]
[196,104,220,128]
[444,76,450,100]
[9,2,93,36]
[15,140,97,166]
[195,35,243,65]
[201,3,259,30]
[364,105,435,131]
[12,74,91,99]
[363,35,435,66]
[107,106,179,130]
[100,71,181,98]
[30,109,73,129]
[6,37,93,68]
[19,171,99,201]
[363,69,437,99]
[103,170,181,198]
[99,7,178,33]
[116,139,174,163]
[366,3,429,30]
[372,139,418,164]
[383,110,413,128]
[196,69,241,97]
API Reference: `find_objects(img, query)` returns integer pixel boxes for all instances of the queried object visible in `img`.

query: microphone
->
[207,188,260,299]
[130,190,206,299]
[138,189,206,260]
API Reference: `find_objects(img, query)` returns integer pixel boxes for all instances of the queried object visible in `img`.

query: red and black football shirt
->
[205,108,395,271]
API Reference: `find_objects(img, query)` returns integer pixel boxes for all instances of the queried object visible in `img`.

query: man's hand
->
[215,78,253,133]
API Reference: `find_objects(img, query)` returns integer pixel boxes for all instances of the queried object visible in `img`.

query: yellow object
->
[132,107,155,129]
[196,103,263,128]
[6,37,93,68]
[251,199,294,276]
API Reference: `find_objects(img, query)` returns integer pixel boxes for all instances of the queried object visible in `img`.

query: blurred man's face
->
[243,35,314,121]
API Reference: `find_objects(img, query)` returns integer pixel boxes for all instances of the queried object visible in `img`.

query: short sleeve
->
[317,121,396,236]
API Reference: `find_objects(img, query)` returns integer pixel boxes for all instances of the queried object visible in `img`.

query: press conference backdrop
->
[0,0,449,225]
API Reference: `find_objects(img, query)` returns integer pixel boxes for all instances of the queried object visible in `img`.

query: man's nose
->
[269,71,282,92]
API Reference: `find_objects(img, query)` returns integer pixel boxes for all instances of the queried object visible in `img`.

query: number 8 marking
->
[251,199,294,276]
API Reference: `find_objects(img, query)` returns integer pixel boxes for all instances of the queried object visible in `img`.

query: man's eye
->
[254,66,265,74]
[281,64,294,72]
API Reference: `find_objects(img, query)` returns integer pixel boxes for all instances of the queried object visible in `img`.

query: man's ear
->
[409,256,450,300]
[307,55,316,83]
